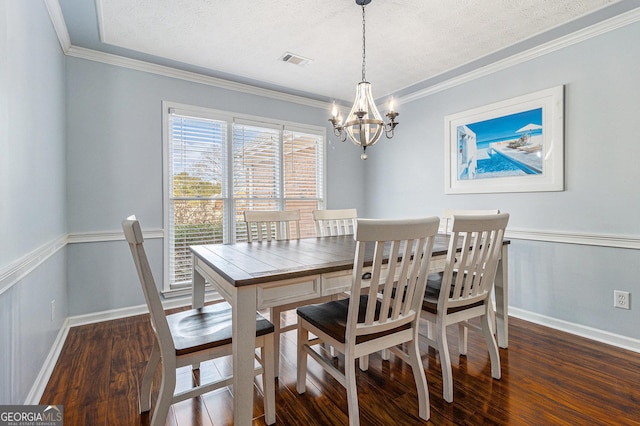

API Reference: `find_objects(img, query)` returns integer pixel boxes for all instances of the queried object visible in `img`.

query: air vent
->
[280,52,312,66]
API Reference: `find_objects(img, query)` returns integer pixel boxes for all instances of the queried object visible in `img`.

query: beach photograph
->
[457,108,543,180]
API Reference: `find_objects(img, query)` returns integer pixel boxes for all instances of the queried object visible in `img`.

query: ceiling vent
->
[280,52,312,66]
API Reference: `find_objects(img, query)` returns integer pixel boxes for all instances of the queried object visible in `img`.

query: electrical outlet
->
[51,299,55,321]
[614,290,630,310]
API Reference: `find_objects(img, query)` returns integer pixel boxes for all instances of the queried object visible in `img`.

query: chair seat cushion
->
[296,295,410,345]
[422,272,483,315]
[167,302,274,356]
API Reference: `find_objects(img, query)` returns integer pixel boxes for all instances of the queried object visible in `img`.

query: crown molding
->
[45,1,640,110]
[398,7,640,104]
[43,0,71,53]
[45,2,329,109]
[65,45,330,110]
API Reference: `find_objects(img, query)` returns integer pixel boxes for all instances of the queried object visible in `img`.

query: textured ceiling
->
[58,0,628,102]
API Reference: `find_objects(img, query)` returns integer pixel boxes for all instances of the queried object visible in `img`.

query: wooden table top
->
[191,234,509,288]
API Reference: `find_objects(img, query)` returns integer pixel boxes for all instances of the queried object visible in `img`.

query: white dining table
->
[190,234,509,426]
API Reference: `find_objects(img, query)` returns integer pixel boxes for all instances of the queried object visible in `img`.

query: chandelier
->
[329,0,399,160]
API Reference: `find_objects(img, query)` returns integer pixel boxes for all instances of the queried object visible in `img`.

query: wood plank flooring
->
[41,310,640,425]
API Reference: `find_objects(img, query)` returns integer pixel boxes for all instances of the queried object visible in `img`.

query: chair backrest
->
[347,217,440,342]
[243,210,301,242]
[312,208,358,237]
[440,213,509,309]
[442,208,500,234]
[122,216,173,351]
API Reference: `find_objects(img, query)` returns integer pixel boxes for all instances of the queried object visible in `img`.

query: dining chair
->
[312,208,358,236]
[244,209,301,242]
[122,216,276,426]
[296,217,440,426]
[441,208,500,234]
[243,209,334,376]
[419,213,509,403]
[433,209,501,346]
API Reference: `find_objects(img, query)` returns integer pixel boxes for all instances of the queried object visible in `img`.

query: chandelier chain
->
[361,5,366,82]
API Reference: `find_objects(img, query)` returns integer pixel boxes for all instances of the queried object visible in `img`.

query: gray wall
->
[0,1,68,403]
[365,21,640,339]
[65,57,366,315]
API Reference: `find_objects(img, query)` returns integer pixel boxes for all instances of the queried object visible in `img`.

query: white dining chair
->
[123,215,276,425]
[419,213,509,403]
[433,208,501,346]
[441,208,500,234]
[296,217,440,425]
[244,209,301,242]
[312,208,358,237]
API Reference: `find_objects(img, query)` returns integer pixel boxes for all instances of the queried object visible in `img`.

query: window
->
[163,102,325,291]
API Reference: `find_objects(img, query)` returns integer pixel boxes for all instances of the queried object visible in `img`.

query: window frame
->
[162,101,327,294]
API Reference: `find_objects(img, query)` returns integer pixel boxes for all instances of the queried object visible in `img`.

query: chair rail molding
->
[67,229,164,244]
[1,228,637,297]
[0,235,67,297]
[505,229,640,250]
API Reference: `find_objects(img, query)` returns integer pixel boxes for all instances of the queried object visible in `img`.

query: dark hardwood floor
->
[41,309,640,425]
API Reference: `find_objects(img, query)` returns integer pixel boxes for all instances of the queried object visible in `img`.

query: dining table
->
[190,233,510,426]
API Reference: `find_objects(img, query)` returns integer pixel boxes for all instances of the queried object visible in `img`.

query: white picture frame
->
[444,85,564,194]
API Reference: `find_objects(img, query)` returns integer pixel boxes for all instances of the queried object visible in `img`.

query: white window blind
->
[168,115,227,287]
[233,121,281,241]
[164,104,325,290]
[283,129,324,237]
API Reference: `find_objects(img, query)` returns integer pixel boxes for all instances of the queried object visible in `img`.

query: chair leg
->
[359,355,369,371]
[407,338,430,421]
[426,320,435,341]
[458,323,468,355]
[437,321,454,403]
[296,322,308,394]
[489,298,497,335]
[482,312,502,380]
[262,335,276,425]
[140,339,160,413]
[345,358,360,426]
[151,353,176,426]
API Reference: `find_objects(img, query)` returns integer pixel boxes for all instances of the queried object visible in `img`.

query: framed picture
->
[444,85,564,194]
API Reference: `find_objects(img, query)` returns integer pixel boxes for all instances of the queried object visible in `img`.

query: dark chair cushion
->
[422,272,483,315]
[167,301,274,356]
[425,272,445,298]
[296,295,410,345]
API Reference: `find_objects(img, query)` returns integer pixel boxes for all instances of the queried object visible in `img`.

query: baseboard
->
[509,307,640,353]
[25,318,71,404]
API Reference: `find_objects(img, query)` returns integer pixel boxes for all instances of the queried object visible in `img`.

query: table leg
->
[232,285,258,426]
[192,257,206,309]
[494,245,509,348]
